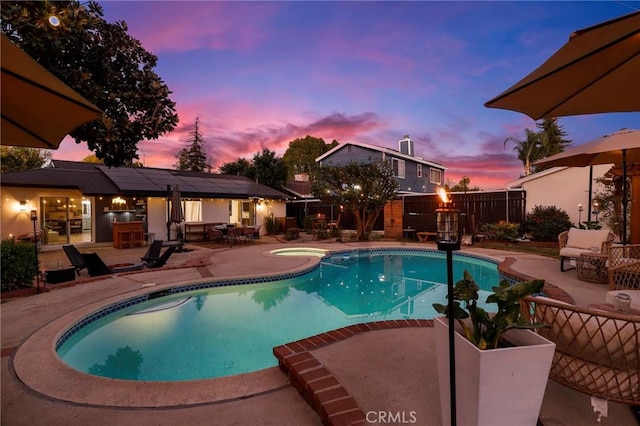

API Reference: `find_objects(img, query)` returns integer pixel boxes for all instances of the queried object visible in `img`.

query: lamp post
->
[435,188,460,426]
[592,200,600,224]
[30,209,40,294]
[578,204,583,227]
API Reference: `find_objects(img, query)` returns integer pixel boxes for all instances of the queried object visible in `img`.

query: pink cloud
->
[113,2,281,53]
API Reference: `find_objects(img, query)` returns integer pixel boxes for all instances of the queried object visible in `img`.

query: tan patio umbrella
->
[484,11,640,120]
[535,129,640,244]
[1,34,102,149]
[168,185,184,240]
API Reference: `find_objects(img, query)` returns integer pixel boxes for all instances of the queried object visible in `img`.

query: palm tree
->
[504,129,546,176]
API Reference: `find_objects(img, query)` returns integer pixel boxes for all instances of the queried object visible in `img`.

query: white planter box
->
[434,316,555,426]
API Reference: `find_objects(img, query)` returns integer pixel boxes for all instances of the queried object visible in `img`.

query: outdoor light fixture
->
[19,200,27,212]
[30,210,40,294]
[578,204,583,225]
[435,187,460,426]
[592,200,600,223]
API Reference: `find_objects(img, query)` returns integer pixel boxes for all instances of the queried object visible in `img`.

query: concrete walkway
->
[1,237,637,425]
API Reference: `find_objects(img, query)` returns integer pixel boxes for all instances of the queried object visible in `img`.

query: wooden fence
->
[286,190,526,238]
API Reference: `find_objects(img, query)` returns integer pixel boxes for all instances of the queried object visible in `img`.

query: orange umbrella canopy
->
[1,34,102,149]
[485,11,640,120]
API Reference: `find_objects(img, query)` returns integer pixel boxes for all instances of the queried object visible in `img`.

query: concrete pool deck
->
[1,237,637,425]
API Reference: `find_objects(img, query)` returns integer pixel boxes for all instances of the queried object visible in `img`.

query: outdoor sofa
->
[558,228,615,271]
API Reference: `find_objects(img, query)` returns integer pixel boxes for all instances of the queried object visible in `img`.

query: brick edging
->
[273,319,433,426]
[498,257,575,304]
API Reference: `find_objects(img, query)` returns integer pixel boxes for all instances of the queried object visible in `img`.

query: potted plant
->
[432,271,555,426]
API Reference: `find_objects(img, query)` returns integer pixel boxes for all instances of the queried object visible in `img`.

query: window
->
[183,200,202,222]
[430,168,442,184]
[417,164,422,178]
[392,158,405,178]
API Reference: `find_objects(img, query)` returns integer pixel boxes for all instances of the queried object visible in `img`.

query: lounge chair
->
[81,252,144,277]
[144,245,176,269]
[141,240,164,263]
[62,244,87,274]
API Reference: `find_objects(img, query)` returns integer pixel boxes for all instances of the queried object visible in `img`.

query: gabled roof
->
[1,160,290,199]
[315,140,446,170]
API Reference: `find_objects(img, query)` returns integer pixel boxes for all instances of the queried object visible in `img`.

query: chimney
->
[399,135,414,156]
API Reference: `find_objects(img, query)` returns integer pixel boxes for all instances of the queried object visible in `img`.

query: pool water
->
[57,250,499,381]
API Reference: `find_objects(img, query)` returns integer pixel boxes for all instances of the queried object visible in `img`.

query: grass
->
[473,240,559,259]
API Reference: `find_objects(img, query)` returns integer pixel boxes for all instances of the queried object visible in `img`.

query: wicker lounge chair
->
[522,296,639,406]
[558,228,615,271]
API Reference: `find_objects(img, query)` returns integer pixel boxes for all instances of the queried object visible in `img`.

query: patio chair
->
[522,296,640,406]
[205,225,224,241]
[62,244,87,274]
[558,228,615,271]
[607,244,640,310]
[141,240,164,263]
[81,252,144,277]
[144,245,176,269]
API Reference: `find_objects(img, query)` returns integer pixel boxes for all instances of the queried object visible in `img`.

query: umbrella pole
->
[622,150,628,245]
[587,166,593,223]
[167,185,171,240]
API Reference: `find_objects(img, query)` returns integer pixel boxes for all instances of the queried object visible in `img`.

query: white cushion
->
[559,247,590,258]
[606,290,640,310]
[566,228,609,250]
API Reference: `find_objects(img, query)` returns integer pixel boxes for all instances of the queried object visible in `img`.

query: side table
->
[45,266,76,284]
[576,253,609,284]
[587,303,640,316]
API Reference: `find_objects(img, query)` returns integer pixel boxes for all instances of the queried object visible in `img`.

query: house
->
[315,135,446,193]
[505,164,613,229]
[1,160,289,247]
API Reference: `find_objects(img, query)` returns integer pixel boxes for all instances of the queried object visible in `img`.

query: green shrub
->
[525,205,572,241]
[264,216,277,235]
[1,238,38,291]
[479,221,520,242]
[302,216,313,232]
[283,228,300,241]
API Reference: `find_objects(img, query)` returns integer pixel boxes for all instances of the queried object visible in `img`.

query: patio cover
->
[1,34,102,149]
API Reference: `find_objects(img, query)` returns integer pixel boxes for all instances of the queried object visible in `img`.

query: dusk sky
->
[53,1,640,189]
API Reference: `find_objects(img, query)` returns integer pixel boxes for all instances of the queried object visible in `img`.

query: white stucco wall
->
[507,164,613,229]
[1,187,86,239]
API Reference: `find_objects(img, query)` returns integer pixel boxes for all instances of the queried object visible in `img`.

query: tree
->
[219,158,253,177]
[448,176,480,193]
[0,147,51,172]
[282,136,338,180]
[504,129,545,176]
[1,1,179,167]
[219,149,288,190]
[536,118,572,158]
[82,154,103,163]
[175,118,208,172]
[252,149,288,189]
[312,160,400,240]
[535,118,572,171]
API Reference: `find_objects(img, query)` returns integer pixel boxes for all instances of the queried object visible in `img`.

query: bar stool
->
[117,230,133,249]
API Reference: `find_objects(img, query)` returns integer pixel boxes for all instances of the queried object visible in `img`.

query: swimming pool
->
[56,249,499,381]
